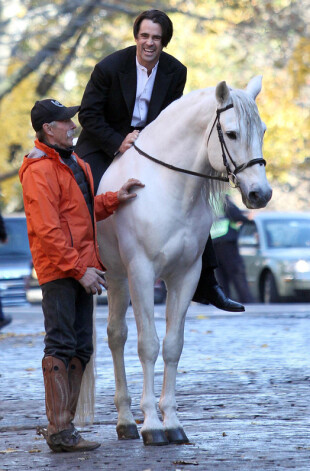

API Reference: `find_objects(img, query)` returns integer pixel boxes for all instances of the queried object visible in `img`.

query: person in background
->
[19,98,144,452]
[76,8,244,312]
[0,213,12,329]
[211,194,255,304]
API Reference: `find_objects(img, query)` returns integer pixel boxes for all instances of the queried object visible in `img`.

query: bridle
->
[206,103,266,187]
[133,102,266,187]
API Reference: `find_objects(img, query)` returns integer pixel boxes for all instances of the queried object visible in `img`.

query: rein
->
[133,143,229,182]
[133,102,266,187]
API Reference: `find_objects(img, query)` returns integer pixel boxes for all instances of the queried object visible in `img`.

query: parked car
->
[0,214,32,306]
[26,266,167,305]
[238,212,310,303]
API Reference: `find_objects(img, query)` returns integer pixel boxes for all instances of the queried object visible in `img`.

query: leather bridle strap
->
[133,143,229,182]
[206,104,234,147]
[207,103,266,185]
[234,158,267,175]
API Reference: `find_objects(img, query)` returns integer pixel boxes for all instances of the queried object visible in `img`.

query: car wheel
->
[262,271,279,303]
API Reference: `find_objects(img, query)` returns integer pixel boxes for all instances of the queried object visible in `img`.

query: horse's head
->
[207,76,272,209]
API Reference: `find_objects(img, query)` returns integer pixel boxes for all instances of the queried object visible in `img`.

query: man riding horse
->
[76,9,244,313]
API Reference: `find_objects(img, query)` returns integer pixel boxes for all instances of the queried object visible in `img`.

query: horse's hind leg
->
[107,278,140,440]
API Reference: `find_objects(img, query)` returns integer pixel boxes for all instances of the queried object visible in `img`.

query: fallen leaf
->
[0,448,19,454]
[29,449,41,453]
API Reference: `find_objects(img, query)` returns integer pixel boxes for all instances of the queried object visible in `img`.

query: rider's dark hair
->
[133,10,173,48]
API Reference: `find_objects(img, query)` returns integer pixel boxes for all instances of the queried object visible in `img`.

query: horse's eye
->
[226,131,237,140]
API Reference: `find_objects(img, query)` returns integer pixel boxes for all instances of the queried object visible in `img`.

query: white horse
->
[96,76,272,446]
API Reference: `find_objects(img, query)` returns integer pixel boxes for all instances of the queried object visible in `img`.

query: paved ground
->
[1,302,310,470]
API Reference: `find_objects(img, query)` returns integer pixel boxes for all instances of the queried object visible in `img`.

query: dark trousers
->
[201,235,217,271]
[41,278,94,368]
[193,236,218,298]
[214,241,254,303]
[0,297,4,320]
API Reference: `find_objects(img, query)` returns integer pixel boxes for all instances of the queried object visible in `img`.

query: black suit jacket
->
[75,46,187,186]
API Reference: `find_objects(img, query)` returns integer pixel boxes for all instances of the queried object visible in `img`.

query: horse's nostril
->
[248,188,272,207]
[249,191,260,202]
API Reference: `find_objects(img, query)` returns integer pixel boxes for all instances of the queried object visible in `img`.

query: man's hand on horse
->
[119,130,140,154]
[79,267,108,295]
[118,178,145,202]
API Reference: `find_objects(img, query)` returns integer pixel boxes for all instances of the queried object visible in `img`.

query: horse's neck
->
[138,90,216,203]
[142,91,215,163]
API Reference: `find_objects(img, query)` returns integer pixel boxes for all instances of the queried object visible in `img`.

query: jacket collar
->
[118,46,171,121]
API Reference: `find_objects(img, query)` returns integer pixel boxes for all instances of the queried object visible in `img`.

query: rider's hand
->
[117,178,145,203]
[118,130,140,154]
[79,267,107,295]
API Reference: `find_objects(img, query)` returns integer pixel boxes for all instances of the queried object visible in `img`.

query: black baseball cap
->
[31,99,80,132]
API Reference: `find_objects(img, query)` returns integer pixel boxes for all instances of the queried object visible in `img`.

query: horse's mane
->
[230,89,262,147]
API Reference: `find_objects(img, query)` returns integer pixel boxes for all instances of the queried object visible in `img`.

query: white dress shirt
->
[131,58,159,127]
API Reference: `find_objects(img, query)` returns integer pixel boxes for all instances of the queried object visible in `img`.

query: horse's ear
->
[246,76,262,100]
[215,81,230,105]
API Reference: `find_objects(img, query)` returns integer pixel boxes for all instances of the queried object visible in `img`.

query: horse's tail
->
[75,298,97,426]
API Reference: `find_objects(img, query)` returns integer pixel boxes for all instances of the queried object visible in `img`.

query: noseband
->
[207,103,266,187]
[133,102,266,186]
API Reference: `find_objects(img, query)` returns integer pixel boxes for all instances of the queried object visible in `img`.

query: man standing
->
[19,99,144,452]
[76,9,243,312]
[212,194,255,303]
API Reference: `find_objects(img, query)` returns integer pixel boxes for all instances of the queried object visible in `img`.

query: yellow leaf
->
[0,448,19,454]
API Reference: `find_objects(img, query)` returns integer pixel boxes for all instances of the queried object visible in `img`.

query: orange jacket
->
[19,139,119,285]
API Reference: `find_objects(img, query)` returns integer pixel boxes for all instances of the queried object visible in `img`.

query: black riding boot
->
[192,237,245,312]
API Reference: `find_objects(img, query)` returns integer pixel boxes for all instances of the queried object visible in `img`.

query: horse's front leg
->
[107,277,139,440]
[159,267,200,444]
[129,269,169,446]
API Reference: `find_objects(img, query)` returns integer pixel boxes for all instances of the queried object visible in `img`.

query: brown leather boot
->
[68,357,84,422]
[41,356,100,452]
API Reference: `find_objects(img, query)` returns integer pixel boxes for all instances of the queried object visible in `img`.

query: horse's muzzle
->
[243,186,273,209]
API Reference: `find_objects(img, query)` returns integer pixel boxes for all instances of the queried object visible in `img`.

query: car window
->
[263,219,310,248]
[0,218,31,257]
[238,221,258,246]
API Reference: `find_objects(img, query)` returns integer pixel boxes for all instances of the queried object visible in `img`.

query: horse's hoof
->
[117,423,140,440]
[142,429,169,446]
[165,428,189,444]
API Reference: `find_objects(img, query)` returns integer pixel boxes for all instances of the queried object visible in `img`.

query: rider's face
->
[135,20,163,73]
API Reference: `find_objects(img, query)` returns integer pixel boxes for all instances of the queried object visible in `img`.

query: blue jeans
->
[41,278,93,368]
